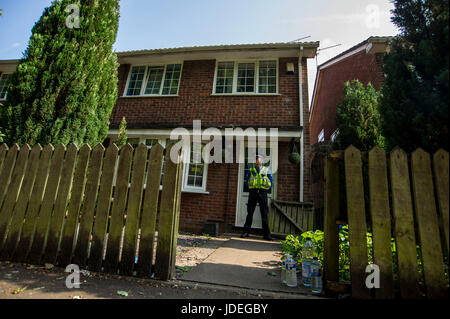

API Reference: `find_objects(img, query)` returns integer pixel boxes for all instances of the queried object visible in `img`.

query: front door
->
[235,147,275,228]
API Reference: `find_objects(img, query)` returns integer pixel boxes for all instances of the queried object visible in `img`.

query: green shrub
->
[281,226,377,282]
[282,226,448,286]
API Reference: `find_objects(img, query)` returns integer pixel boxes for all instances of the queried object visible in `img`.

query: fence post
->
[120,143,148,276]
[136,143,164,277]
[323,154,340,295]
[411,148,447,299]
[103,143,133,274]
[43,143,78,265]
[389,147,420,299]
[368,146,395,299]
[28,144,65,264]
[58,144,91,267]
[0,144,29,251]
[344,146,370,299]
[14,144,53,262]
[155,141,182,280]
[433,149,449,259]
[1,144,41,260]
[88,144,118,272]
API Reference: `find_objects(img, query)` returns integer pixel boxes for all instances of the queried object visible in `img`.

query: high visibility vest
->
[248,166,271,190]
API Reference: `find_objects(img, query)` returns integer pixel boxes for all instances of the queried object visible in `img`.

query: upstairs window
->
[125,63,182,96]
[258,61,277,93]
[214,60,278,95]
[237,63,255,93]
[0,73,11,101]
[215,62,234,94]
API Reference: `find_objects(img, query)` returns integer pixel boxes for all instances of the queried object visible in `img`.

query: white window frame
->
[123,62,183,97]
[0,73,12,101]
[212,59,279,95]
[182,142,209,193]
[112,137,209,193]
[318,129,325,143]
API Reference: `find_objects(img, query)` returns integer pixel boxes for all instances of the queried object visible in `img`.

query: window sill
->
[210,93,280,97]
[120,95,179,98]
[182,189,210,195]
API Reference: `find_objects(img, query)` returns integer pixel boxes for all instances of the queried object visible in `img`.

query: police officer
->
[241,154,273,241]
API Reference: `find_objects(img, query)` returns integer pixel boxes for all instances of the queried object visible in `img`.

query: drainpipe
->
[298,47,304,202]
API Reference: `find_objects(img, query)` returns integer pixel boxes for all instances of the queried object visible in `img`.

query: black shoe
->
[241,232,249,238]
[263,235,273,241]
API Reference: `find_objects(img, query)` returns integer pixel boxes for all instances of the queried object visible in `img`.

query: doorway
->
[235,146,276,228]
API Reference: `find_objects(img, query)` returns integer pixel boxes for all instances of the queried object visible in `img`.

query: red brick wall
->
[111,58,306,129]
[110,56,313,233]
[309,51,384,145]
[178,141,302,234]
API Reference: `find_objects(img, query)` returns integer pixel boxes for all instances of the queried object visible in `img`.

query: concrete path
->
[180,236,318,296]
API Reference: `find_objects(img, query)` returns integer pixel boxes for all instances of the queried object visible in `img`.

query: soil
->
[174,232,230,278]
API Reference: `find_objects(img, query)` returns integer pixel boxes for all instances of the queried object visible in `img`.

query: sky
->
[0,0,399,105]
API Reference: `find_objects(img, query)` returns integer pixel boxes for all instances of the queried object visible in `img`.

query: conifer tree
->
[1,0,120,146]
[333,80,384,152]
[380,0,449,152]
[115,116,127,148]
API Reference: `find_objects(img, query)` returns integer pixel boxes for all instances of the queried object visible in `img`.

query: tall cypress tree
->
[1,0,119,146]
[380,0,449,152]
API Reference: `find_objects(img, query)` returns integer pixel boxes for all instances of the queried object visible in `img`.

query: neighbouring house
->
[308,36,391,229]
[309,36,391,147]
[0,41,319,235]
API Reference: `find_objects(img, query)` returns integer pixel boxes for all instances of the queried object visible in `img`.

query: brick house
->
[0,42,319,234]
[309,36,390,147]
[308,36,390,229]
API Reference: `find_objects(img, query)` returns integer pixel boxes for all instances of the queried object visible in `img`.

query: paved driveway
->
[180,236,320,297]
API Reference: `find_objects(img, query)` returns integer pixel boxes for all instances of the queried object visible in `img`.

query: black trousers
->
[243,189,271,236]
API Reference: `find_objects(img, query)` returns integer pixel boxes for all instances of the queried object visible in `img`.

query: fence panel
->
[103,144,132,274]
[324,146,449,299]
[136,144,163,277]
[433,149,449,258]
[390,148,421,299]
[269,201,314,236]
[13,144,53,262]
[368,147,394,299]
[1,144,41,260]
[155,141,182,280]
[87,144,118,272]
[43,144,78,264]
[411,149,447,299]
[58,144,91,266]
[323,156,340,289]
[0,144,8,173]
[120,143,147,276]
[0,141,182,281]
[344,146,371,299]
[28,144,65,264]
[0,145,30,250]
[0,144,17,210]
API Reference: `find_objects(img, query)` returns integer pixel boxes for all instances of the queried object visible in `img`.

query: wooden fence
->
[0,142,183,281]
[323,146,449,299]
[269,200,315,236]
